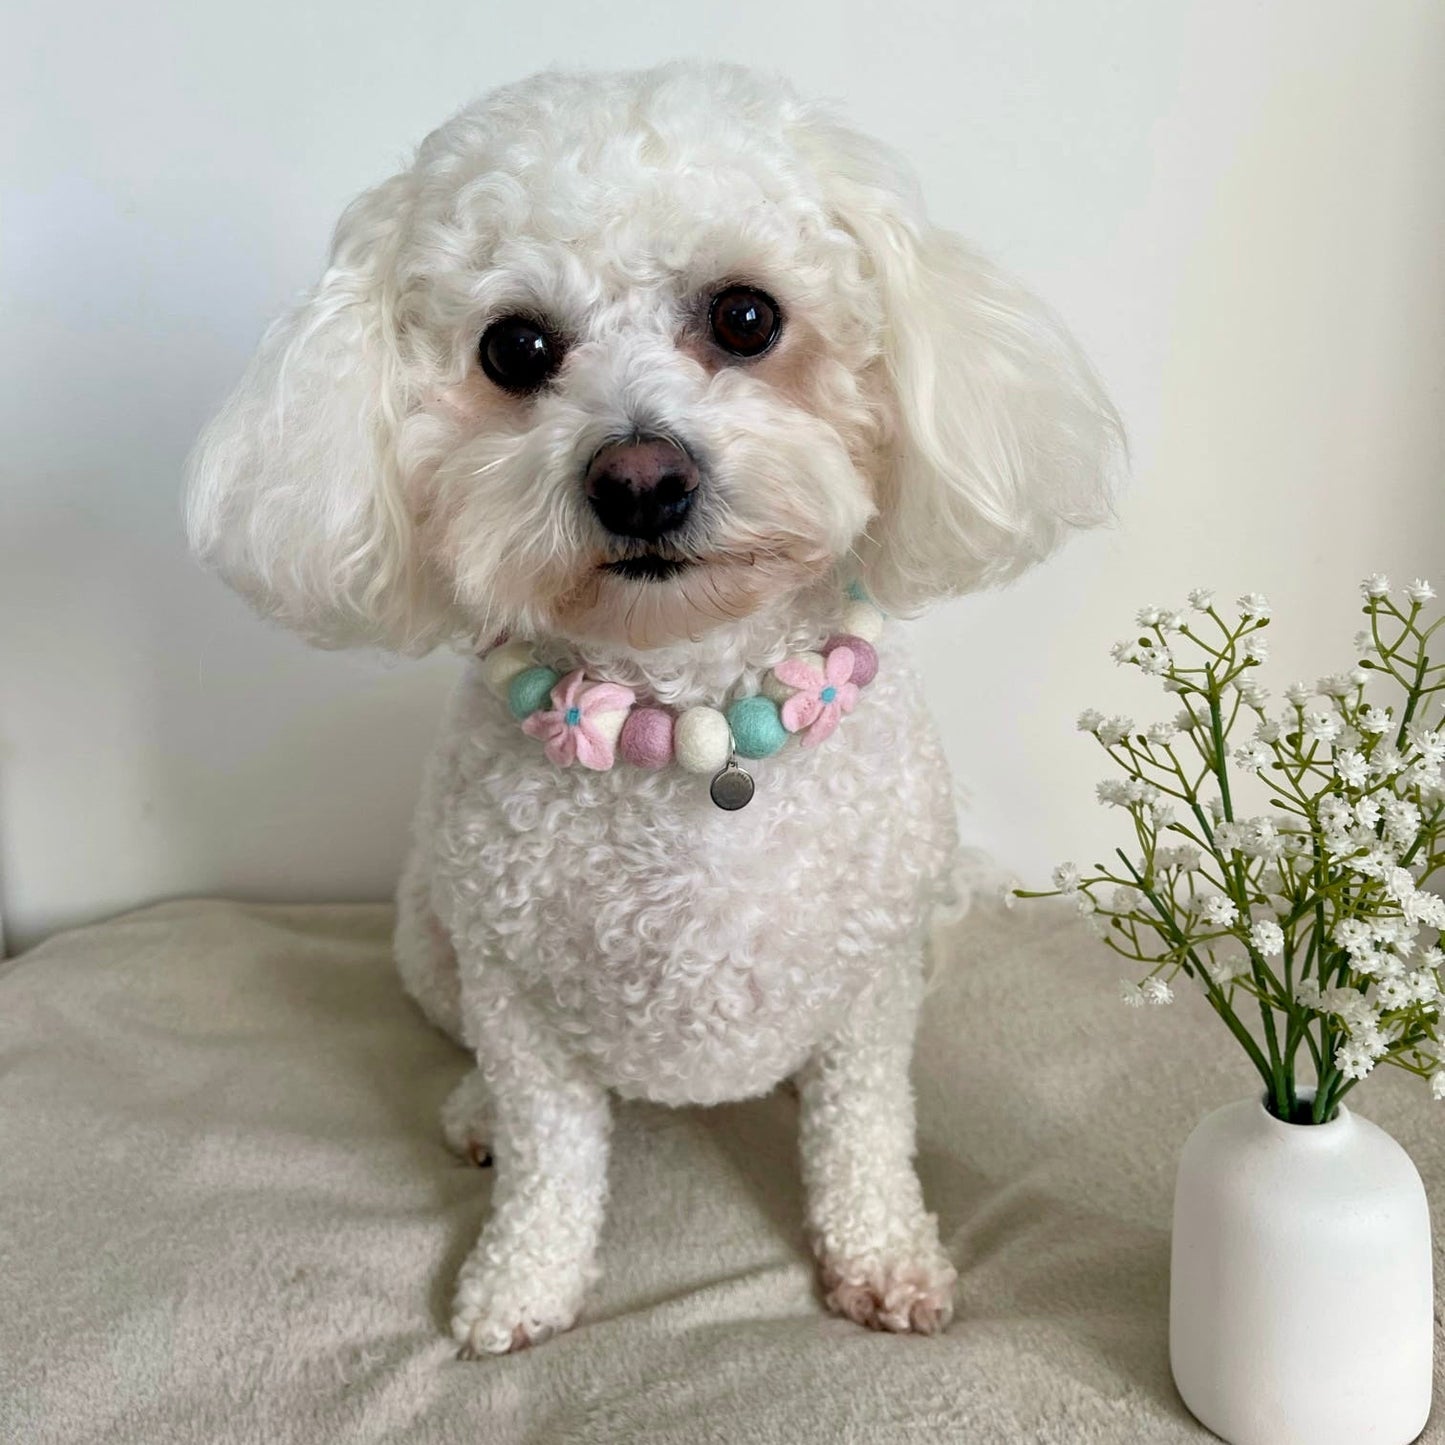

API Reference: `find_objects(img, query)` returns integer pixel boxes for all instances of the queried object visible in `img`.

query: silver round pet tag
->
[709,759,755,811]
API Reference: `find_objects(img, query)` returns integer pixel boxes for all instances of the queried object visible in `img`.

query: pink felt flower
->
[775,646,859,747]
[521,669,636,770]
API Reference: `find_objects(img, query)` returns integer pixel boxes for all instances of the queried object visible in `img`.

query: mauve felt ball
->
[619,707,675,768]
[508,666,560,719]
[824,634,879,687]
[726,695,788,759]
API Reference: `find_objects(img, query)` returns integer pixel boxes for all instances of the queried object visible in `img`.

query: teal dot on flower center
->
[820,686,837,704]
[565,707,582,727]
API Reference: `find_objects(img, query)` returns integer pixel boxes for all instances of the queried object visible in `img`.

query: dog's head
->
[187,63,1121,653]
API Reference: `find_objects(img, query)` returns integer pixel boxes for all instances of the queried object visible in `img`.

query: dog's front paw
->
[441,1070,494,1167]
[450,1265,586,1359]
[819,1248,957,1335]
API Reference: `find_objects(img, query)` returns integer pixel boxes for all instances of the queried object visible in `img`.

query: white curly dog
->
[187,61,1119,1357]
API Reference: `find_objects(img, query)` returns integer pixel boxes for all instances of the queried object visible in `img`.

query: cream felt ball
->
[675,706,731,773]
[762,650,824,705]
[840,600,885,644]
[480,640,536,698]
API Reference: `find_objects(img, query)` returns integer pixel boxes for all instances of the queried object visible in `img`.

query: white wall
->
[3,1,1442,952]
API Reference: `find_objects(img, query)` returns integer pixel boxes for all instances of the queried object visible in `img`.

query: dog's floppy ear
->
[186,172,450,651]
[794,115,1124,612]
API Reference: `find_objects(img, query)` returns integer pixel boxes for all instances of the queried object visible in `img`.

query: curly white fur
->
[187,60,1121,1354]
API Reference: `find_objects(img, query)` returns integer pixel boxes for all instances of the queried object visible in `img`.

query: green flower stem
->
[1117,852,1276,1091]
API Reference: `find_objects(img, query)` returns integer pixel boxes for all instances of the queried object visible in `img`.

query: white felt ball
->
[480,640,536,698]
[841,600,884,644]
[675,706,732,773]
[589,708,629,749]
[761,651,823,704]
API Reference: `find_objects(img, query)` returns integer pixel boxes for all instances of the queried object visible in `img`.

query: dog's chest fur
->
[424,628,959,1105]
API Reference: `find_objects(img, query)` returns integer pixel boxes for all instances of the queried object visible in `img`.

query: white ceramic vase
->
[1170,1093,1434,1445]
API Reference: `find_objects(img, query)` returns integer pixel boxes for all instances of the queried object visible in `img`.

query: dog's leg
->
[441,1068,495,1167]
[394,843,465,1044]
[797,973,956,1334]
[451,1033,611,1357]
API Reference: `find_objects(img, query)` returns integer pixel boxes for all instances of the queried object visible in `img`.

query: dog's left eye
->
[709,287,782,358]
[479,315,561,394]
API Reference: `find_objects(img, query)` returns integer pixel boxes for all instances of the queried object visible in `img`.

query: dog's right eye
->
[479,316,561,394]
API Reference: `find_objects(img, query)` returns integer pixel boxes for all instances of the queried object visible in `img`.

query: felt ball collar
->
[476,588,885,811]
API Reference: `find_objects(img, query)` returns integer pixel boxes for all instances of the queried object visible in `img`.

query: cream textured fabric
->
[2,899,1440,1443]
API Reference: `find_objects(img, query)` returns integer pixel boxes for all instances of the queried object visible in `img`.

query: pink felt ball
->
[823,634,879,687]
[618,707,675,769]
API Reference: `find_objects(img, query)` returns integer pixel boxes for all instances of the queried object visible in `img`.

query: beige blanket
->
[2,898,1440,1443]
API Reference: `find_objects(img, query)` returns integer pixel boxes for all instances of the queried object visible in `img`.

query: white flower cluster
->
[1036,577,1445,1118]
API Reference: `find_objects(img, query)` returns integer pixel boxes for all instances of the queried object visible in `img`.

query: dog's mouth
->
[599,554,696,582]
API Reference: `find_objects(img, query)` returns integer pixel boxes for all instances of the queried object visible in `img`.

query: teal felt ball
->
[726,695,788,759]
[508,666,560,719]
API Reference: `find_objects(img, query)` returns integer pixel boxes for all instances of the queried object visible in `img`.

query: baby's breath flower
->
[1303,710,1343,745]
[1249,919,1285,957]
[1135,604,1164,627]
[1208,954,1249,985]
[1146,720,1179,746]
[1359,706,1392,735]
[1317,673,1356,699]
[1076,708,1104,733]
[1097,715,1133,747]
[1353,630,1378,657]
[1361,573,1391,599]
[1431,1072,1445,1102]
[1137,644,1173,676]
[1377,977,1412,1010]
[1242,635,1269,663]
[1405,579,1436,604]
[1409,971,1440,1006]
[1407,726,1445,766]
[1335,918,1372,953]
[1120,979,1145,1008]
[1142,977,1174,1006]
[1202,895,1239,926]
[1113,885,1143,912]
[1234,740,1271,774]
[1110,639,1139,665]
[1284,682,1312,707]
[1382,798,1421,847]
[1234,679,1269,708]
[1237,592,1271,620]
[1173,709,1197,732]
[1187,587,1214,610]
[1334,750,1369,788]
[1369,745,1404,779]
[1051,862,1081,893]
[1335,1040,1375,1082]
[1254,717,1282,744]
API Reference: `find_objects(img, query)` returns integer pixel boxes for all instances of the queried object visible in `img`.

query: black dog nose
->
[585,436,698,541]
